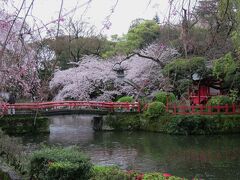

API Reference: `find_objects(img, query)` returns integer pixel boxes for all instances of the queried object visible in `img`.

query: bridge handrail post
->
[232,104,236,113]
[37,102,40,110]
[111,102,114,112]
[225,104,228,113]
[173,104,176,115]
[1,103,8,115]
[136,101,140,112]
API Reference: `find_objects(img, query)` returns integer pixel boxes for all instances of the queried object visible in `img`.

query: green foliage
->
[232,30,240,53]
[42,35,111,70]
[143,172,184,180]
[123,20,160,50]
[229,89,239,103]
[101,112,240,135]
[165,115,206,135]
[213,53,236,79]
[117,96,134,103]
[30,147,93,180]
[0,129,28,175]
[0,115,49,134]
[163,57,207,79]
[164,115,240,135]
[104,20,160,56]
[163,57,208,96]
[91,166,133,180]
[91,166,183,180]
[212,53,240,92]
[230,0,240,54]
[207,96,233,106]
[105,114,142,130]
[154,91,176,105]
[146,102,166,118]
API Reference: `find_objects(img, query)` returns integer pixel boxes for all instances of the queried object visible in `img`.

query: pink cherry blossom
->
[50,42,178,101]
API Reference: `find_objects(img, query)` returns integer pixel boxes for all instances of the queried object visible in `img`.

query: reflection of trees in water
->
[90,132,240,178]
[50,115,95,127]
[49,115,95,145]
[86,146,138,170]
[20,116,240,179]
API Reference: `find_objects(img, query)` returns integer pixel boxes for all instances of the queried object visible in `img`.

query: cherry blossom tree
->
[128,41,179,68]
[49,42,179,101]
[0,7,40,99]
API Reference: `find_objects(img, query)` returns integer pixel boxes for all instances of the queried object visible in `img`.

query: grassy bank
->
[105,114,240,135]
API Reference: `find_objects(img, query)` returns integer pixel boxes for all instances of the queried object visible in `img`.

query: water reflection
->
[21,115,240,180]
[49,115,94,145]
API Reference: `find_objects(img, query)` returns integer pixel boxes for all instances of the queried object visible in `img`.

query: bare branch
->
[56,0,64,38]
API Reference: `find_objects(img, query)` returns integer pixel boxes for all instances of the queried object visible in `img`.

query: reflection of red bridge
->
[0,101,141,115]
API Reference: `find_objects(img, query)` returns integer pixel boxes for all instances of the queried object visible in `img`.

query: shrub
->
[143,172,184,180]
[105,114,142,130]
[91,166,134,180]
[164,115,240,135]
[165,115,206,135]
[0,115,49,134]
[0,129,28,175]
[154,91,176,105]
[207,96,233,106]
[207,96,233,112]
[117,96,134,103]
[147,102,166,118]
[91,167,184,180]
[29,147,93,180]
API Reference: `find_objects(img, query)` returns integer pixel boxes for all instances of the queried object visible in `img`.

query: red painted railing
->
[0,101,141,115]
[167,104,240,115]
[2,101,238,116]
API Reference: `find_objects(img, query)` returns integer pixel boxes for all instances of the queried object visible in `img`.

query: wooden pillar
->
[92,116,103,131]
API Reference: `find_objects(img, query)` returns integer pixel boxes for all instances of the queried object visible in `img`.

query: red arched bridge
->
[0,101,141,116]
[1,101,240,116]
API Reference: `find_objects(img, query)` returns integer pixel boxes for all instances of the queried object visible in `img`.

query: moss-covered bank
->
[0,115,49,134]
[104,114,240,135]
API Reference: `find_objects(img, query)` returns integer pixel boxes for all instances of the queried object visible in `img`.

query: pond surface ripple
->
[20,115,240,180]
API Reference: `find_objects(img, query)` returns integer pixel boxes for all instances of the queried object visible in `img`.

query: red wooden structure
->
[189,78,222,105]
[2,100,239,116]
[167,104,240,115]
[0,101,141,115]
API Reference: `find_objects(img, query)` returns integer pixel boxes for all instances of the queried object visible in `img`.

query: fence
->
[0,101,141,115]
[2,101,239,116]
[167,104,240,115]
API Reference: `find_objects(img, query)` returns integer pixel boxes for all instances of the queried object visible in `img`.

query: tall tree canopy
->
[103,20,160,57]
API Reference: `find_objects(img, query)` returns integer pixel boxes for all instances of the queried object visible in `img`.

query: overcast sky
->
[8,0,188,37]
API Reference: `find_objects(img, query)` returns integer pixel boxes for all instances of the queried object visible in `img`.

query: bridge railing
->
[0,101,141,114]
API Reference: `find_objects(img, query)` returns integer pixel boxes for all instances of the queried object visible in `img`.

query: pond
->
[21,115,240,180]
